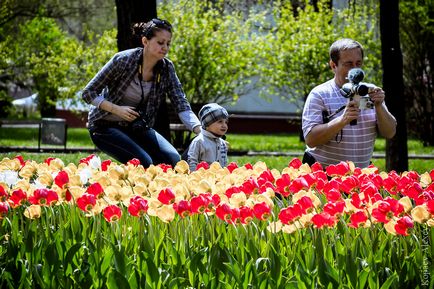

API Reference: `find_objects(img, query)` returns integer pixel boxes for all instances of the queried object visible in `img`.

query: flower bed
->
[0,155,433,288]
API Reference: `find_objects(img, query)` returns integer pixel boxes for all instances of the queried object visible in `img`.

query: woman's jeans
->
[89,124,180,168]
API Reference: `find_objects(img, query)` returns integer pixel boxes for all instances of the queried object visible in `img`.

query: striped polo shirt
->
[302,79,377,168]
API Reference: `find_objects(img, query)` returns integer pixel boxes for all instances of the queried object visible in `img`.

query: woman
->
[82,18,201,167]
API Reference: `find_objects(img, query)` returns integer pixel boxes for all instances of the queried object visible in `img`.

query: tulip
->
[173,200,191,218]
[28,188,58,206]
[8,189,27,208]
[103,205,122,222]
[54,170,69,189]
[77,193,97,212]
[158,188,176,205]
[128,195,149,217]
[0,202,8,219]
[253,202,271,220]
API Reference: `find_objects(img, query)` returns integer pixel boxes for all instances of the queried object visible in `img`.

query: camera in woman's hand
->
[131,110,149,132]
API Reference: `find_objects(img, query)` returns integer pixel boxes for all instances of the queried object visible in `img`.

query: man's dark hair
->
[329,38,364,65]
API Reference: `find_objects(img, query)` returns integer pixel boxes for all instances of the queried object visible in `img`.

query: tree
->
[3,17,82,117]
[115,0,157,51]
[259,0,381,113]
[400,0,434,146]
[379,0,408,172]
[159,0,262,105]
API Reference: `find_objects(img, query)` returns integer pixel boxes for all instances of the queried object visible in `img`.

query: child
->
[187,103,229,171]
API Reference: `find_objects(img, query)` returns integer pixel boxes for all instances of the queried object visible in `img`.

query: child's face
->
[206,118,228,136]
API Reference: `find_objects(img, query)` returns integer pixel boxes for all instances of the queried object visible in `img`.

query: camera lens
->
[356,84,369,96]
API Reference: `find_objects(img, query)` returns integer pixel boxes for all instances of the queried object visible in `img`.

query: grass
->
[1,127,433,173]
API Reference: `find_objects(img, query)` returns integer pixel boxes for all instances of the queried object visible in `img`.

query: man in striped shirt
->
[302,38,396,168]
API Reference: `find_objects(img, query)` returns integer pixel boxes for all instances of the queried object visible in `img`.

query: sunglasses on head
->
[150,18,172,29]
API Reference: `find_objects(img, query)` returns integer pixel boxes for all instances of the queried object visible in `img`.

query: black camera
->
[131,110,149,132]
[339,68,374,110]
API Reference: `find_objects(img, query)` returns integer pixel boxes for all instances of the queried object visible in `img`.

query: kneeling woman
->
[82,18,201,167]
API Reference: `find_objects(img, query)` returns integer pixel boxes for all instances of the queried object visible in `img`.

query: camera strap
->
[323,105,345,143]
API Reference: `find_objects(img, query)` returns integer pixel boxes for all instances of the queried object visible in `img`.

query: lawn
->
[0,127,433,173]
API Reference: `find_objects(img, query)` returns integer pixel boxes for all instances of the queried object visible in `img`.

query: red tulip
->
[86,182,104,199]
[278,204,303,225]
[240,178,260,195]
[311,212,337,228]
[158,188,176,205]
[103,205,122,222]
[371,201,393,223]
[127,158,141,166]
[79,154,96,165]
[288,158,302,169]
[297,196,314,213]
[257,170,275,185]
[311,162,323,172]
[215,203,232,222]
[395,216,414,236]
[323,201,345,217]
[244,163,253,170]
[349,211,368,228]
[0,202,8,219]
[276,174,292,197]
[28,188,58,206]
[226,162,238,173]
[14,155,26,168]
[323,184,342,202]
[173,200,191,218]
[157,164,172,172]
[326,161,351,177]
[340,176,359,194]
[196,162,209,170]
[8,189,27,208]
[0,186,8,202]
[128,195,148,217]
[44,157,56,165]
[101,159,112,171]
[190,194,207,214]
[230,207,241,224]
[77,193,96,212]
[288,176,310,193]
[225,186,241,198]
[239,206,254,224]
[54,170,69,188]
[253,202,271,220]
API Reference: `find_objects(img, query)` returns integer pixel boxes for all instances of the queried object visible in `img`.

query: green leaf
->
[64,242,84,275]
[107,269,131,289]
[379,273,398,289]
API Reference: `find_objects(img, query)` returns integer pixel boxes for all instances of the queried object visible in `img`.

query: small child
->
[187,103,229,171]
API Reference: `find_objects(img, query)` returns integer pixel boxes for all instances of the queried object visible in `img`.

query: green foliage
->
[259,0,382,112]
[3,17,79,116]
[399,0,434,146]
[159,0,265,104]
[0,13,116,116]
[0,204,431,288]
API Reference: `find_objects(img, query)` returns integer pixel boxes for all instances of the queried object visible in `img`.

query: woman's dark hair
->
[131,18,173,46]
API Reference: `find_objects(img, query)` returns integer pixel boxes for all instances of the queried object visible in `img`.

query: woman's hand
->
[115,106,140,122]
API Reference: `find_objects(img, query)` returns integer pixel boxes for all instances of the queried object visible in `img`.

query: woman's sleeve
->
[81,54,121,104]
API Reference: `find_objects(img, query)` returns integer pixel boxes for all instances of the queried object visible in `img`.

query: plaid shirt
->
[82,47,192,127]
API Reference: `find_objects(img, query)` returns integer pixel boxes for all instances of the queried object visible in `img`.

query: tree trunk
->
[379,0,408,172]
[115,0,157,51]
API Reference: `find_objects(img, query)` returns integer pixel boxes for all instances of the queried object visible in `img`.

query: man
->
[301,38,396,168]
